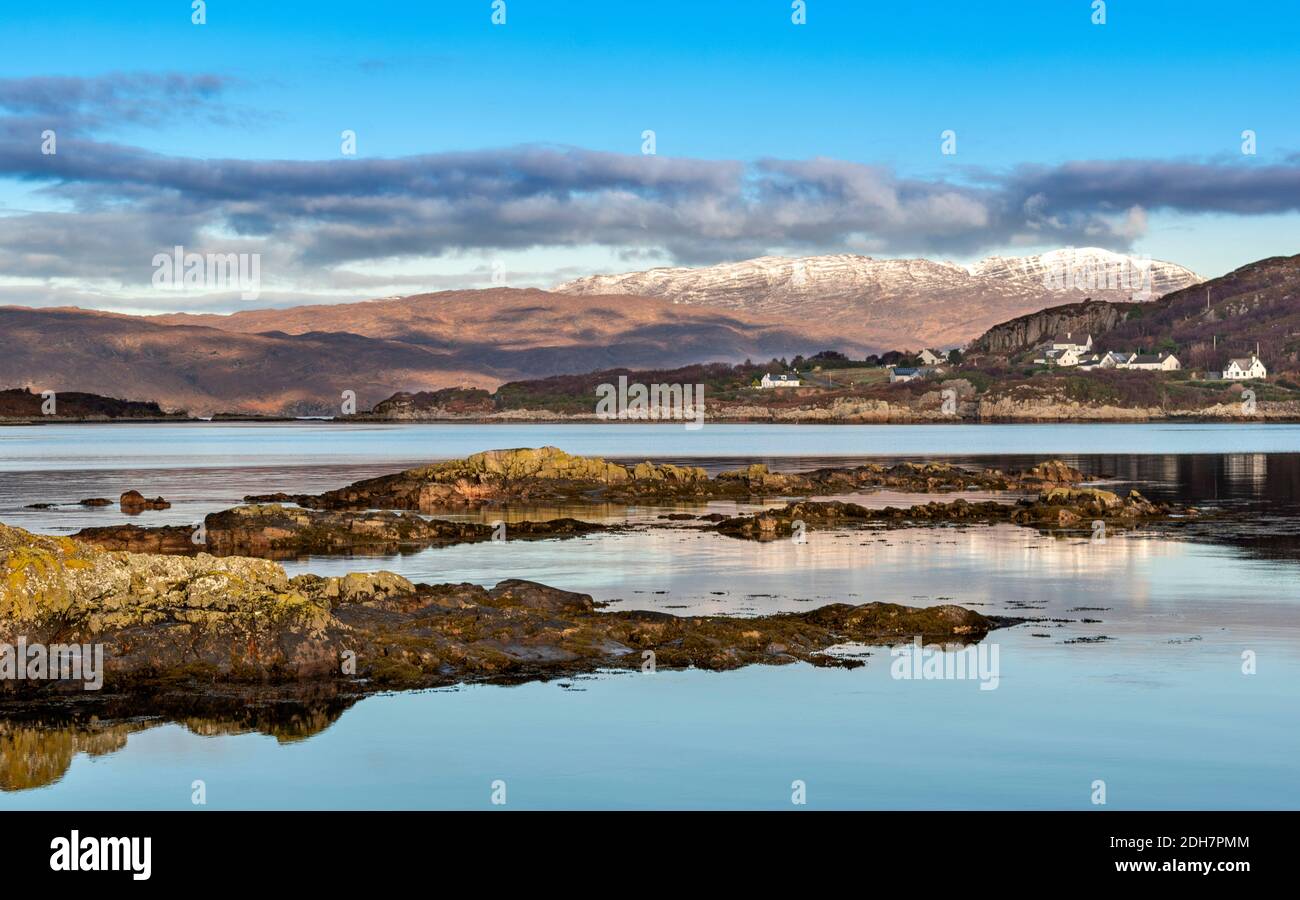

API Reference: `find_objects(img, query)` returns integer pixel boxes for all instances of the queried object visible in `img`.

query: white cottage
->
[1125,352,1181,371]
[1222,356,1267,380]
[760,373,802,388]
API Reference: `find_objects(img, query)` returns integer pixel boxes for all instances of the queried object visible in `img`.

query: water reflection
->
[0,693,359,791]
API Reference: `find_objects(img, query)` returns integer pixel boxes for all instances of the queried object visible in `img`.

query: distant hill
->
[555,248,1201,350]
[0,289,866,415]
[970,254,1300,373]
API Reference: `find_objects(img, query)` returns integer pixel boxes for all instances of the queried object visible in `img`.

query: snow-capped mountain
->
[554,249,1201,350]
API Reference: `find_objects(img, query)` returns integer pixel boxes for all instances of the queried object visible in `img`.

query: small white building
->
[1222,356,1267,380]
[1049,332,1093,353]
[889,366,934,384]
[760,373,802,389]
[1125,352,1181,371]
[1097,351,1132,369]
[1035,347,1082,367]
[917,349,943,366]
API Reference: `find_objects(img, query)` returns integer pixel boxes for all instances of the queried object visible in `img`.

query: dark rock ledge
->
[712,487,1198,539]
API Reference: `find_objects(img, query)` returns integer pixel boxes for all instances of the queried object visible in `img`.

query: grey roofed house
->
[1129,354,1163,365]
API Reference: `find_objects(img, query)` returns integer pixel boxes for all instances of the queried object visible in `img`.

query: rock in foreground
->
[0,523,1004,708]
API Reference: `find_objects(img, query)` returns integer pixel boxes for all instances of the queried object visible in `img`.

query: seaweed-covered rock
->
[715,489,1192,538]
[74,504,607,558]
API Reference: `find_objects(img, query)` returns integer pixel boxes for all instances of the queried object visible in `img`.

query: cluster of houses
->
[755,335,1271,390]
[1032,333,1268,380]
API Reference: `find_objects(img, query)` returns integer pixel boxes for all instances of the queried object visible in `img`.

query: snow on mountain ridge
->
[553,250,1202,350]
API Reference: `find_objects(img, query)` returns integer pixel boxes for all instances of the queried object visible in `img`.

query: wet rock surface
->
[0,523,1007,715]
[118,490,170,514]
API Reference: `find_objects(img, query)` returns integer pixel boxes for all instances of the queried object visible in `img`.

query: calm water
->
[1,423,1298,809]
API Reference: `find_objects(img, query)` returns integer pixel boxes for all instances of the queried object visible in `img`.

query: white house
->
[1035,347,1082,367]
[1097,351,1132,369]
[917,349,943,366]
[1034,333,1092,366]
[760,373,802,388]
[1125,352,1181,371]
[1049,332,1093,353]
[1222,356,1267,380]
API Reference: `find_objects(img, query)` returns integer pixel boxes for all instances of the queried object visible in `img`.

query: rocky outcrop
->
[368,388,496,419]
[249,447,1087,511]
[119,490,170,514]
[70,523,198,554]
[0,523,1006,708]
[73,504,608,558]
[713,488,1190,538]
[968,299,1135,357]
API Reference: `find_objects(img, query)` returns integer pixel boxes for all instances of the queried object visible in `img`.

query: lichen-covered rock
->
[1,523,1006,708]
[246,448,1088,511]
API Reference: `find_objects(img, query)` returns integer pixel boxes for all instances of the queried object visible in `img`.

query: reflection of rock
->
[0,692,358,791]
[0,720,136,791]
[119,490,170,514]
[1,522,1006,715]
[714,488,1189,538]
[74,504,607,557]
[247,447,1087,511]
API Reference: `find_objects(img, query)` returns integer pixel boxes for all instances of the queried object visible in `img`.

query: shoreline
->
[5,413,1300,426]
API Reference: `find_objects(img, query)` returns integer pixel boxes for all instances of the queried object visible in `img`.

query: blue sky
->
[1,0,1298,312]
